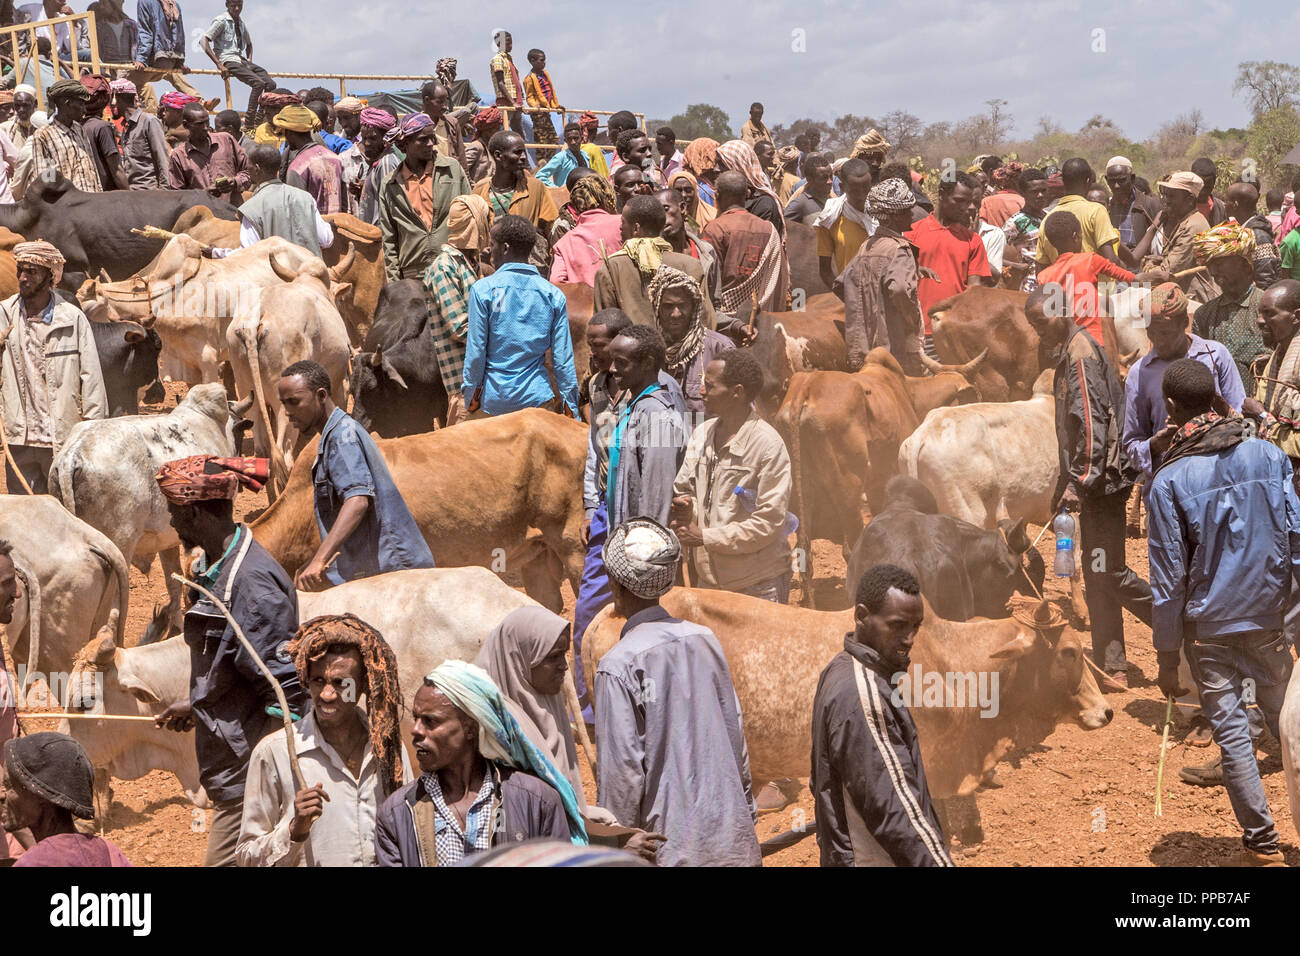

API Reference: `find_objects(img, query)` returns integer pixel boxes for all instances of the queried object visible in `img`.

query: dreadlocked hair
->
[289,614,405,797]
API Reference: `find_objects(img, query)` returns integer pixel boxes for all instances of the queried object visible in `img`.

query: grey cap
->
[3,732,95,819]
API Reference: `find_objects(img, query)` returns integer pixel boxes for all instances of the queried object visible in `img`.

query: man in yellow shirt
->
[814,158,876,292]
[740,102,771,146]
[1034,158,1122,268]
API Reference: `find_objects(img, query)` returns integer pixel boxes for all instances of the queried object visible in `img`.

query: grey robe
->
[594,605,760,867]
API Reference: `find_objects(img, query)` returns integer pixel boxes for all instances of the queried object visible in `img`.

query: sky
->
[176,0,1299,141]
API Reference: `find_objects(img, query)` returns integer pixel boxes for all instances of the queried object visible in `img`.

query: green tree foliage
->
[666,103,735,142]
[1235,61,1300,119]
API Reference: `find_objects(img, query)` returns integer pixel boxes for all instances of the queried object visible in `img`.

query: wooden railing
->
[0,12,101,109]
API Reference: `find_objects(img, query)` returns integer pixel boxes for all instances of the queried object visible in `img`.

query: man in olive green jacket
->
[378,114,470,281]
[0,241,107,493]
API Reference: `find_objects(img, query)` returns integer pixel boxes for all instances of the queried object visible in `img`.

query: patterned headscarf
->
[682,137,718,177]
[620,237,672,278]
[992,161,1025,189]
[423,661,587,845]
[716,139,777,202]
[109,78,136,96]
[13,240,64,285]
[776,144,801,166]
[273,105,321,132]
[850,128,890,159]
[435,57,458,86]
[473,106,502,134]
[79,73,110,107]
[649,265,707,377]
[1193,220,1256,265]
[334,96,365,114]
[569,174,616,214]
[578,110,599,139]
[259,90,301,111]
[1148,282,1189,321]
[0,91,12,105]
[602,518,681,600]
[289,614,405,798]
[447,194,492,252]
[669,170,715,228]
[359,106,395,132]
[160,91,198,111]
[386,111,434,145]
[154,455,269,504]
[866,178,916,216]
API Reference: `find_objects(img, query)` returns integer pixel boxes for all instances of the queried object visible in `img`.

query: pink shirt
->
[549,209,625,285]
[1277,204,1299,244]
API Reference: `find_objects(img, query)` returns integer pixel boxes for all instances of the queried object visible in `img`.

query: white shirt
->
[236,711,412,867]
[209,213,335,259]
[978,220,1006,275]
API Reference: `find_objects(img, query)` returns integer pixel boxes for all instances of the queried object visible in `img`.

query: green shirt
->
[1192,283,1265,389]
[1281,228,1300,280]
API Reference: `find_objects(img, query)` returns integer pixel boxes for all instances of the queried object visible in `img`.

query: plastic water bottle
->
[1053,508,1077,578]
[734,485,799,535]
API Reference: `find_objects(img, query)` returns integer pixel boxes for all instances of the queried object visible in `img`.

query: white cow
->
[899,369,1057,529]
[79,235,332,386]
[0,495,129,699]
[1280,667,1300,837]
[1108,286,1201,362]
[48,383,254,631]
[63,568,537,813]
[226,271,351,497]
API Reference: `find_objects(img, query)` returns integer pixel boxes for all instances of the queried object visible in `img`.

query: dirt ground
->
[16,382,1300,866]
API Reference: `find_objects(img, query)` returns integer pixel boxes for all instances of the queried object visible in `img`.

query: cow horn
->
[268,252,297,283]
[98,267,111,283]
[369,346,382,367]
[1120,347,1141,366]
[960,348,989,376]
[919,352,945,373]
[230,395,254,416]
[328,246,356,281]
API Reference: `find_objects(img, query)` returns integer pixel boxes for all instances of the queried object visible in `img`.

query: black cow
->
[87,317,164,416]
[846,475,1045,621]
[0,174,238,286]
[349,279,448,436]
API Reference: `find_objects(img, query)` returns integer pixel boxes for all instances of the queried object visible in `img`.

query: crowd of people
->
[0,5,1295,868]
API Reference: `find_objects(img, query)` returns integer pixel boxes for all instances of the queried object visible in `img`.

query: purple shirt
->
[658,149,684,183]
[1121,332,1246,481]
[14,833,131,867]
[287,142,346,216]
[167,131,250,205]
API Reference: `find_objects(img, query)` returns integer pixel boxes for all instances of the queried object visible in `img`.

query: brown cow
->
[584,589,1111,843]
[930,286,1040,403]
[322,213,386,348]
[745,304,849,411]
[0,226,19,299]
[777,348,983,606]
[556,281,593,399]
[250,408,588,611]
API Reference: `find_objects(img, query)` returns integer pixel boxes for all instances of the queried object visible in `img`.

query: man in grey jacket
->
[0,241,106,493]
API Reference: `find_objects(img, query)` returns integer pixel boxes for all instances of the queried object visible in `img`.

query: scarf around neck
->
[1155,411,1246,476]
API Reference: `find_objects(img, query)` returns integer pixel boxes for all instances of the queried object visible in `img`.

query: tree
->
[1246,106,1300,189]
[983,98,1013,143]
[768,117,834,150]
[827,113,879,154]
[879,110,923,156]
[666,103,735,142]
[1234,61,1300,119]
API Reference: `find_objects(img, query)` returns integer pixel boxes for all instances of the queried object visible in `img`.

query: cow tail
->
[89,544,129,646]
[899,431,922,481]
[13,557,40,692]
[48,454,74,515]
[238,323,289,500]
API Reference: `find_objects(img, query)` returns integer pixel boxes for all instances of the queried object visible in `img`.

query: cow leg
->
[934,794,983,846]
[1070,573,1090,627]
[160,546,185,633]
[93,767,114,831]
[518,548,566,614]
[1279,664,1300,834]
[1126,482,1144,537]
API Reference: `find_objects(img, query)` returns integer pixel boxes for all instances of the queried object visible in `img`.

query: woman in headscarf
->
[669,169,715,232]
[715,139,784,235]
[649,265,734,414]
[550,171,624,284]
[682,136,719,205]
[423,193,492,426]
[476,607,665,862]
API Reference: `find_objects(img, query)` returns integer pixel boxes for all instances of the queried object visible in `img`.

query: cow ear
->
[331,281,353,302]
[381,356,408,390]
[990,629,1037,660]
[94,634,116,667]
[127,685,161,705]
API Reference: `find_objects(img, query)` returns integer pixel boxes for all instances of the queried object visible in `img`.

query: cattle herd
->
[2,172,1293,870]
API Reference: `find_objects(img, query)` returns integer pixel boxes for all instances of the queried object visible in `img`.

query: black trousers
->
[226,59,276,127]
[1080,488,1152,670]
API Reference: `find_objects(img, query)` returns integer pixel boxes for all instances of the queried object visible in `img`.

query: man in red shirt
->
[906,171,991,352]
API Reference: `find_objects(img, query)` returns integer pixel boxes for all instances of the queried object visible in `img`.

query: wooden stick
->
[1155,694,1173,817]
[171,573,306,792]
[1172,265,1206,279]
[18,712,158,721]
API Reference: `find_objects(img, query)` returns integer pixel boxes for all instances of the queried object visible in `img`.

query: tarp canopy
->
[1281,142,1300,167]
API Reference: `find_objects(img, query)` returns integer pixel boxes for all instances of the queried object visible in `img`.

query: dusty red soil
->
[16,382,1299,865]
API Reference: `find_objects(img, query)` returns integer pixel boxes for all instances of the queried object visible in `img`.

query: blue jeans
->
[571,504,610,723]
[1185,630,1294,852]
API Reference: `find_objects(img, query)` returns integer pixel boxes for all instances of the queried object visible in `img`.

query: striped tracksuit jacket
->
[811,638,954,867]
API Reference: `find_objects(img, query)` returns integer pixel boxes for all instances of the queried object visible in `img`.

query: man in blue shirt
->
[1147,358,1300,866]
[277,360,433,591]
[1122,282,1245,484]
[462,214,580,418]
